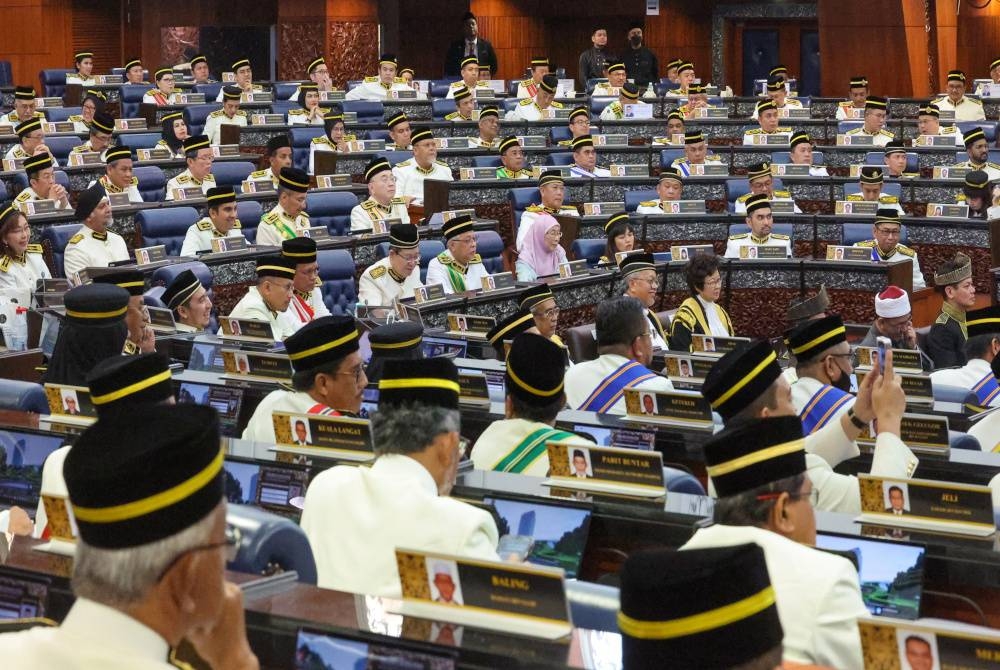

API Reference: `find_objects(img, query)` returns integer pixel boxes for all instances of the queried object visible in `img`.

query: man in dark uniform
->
[624,22,657,89]
[927,252,976,369]
[444,12,498,77]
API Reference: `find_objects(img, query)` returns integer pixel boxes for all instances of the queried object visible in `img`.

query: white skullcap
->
[875,285,910,318]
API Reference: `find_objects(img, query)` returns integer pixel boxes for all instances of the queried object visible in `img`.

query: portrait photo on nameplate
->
[43,383,96,419]
[543,442,666,497]
[221,349,293,382]
[856,413,949,456]
[218,316,275,342]
[859,618,1000,670]
[271,411,374,461]
[858,474,996,537]
[623,388,713,427]
[691,333,749,355]
[447,313,494,336]
[663,354,714,381]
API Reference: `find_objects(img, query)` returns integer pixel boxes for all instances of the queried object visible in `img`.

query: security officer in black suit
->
[444,12,499,77]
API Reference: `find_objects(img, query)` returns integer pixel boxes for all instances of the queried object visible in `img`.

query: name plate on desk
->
[146,306,176,333]
[221,350,291,382]
[222,72,236,82]
[389,88,417,100]
[857,371,933,404]
[768,200,796,214]
[136,148,172,161]
[857,413,949,454]
[916,133,960,147]
[95,74,123,84]
[778,107,810,119]
[669,244,714,261]
[847,164,884,178]
[558,259,589,278]
[653,200,707,214]
[531,165,572,179]
[302,225,330,240]
[544,443,666,497]
[481,272,515,292]
[826,245,873,261]
[834,200,878,216]
[937,166,972,183]
[116,118,147,130]
[34,97,62,108]
[687,163,728,176]
[241,178,274,193]
[171,186,205,201]
[272,411,373,459]
[210,236,247,252]
[22,200,57,216]
[623,104,653,119]
[251,113,284,125]
[44,383,96,419]
[938,109,956,121]
[219,316,274,342]
[614,248,645,265]
[690,106,729,119]
[860,619,1000,670]
[107,192,131,208]
[447,313,495,336]
[542,107,571,120]
[441,208,476,222]
[582,202,625,216]
[437,137,469,149]
[517,135,546,149]
[474,88,495,99]
[316,173,352,188]
[460,167,497,180]
[858,474,995,536]
[609,164,649,177]
[173,93,205,104]
[771,163,811,176]
[750,132,791,146]
[42,121,76,133]
[841,106,864,119]
[394,549,572,640]
[345,139,386,152]
[663,354,715,381]
[691,334,751,355]
[414,284,446,303]
[243,92,272,103]
[318,90,346,102]
[67,151,103,166]
[593,134,629,146]
[1,158,25,171]
[739,245,786,259]
[855,346,924,374]
[624,388,713,428]
[457,373,490,406]
[926,203,969,218]
[211,144,240,157]
[836,133,874,146]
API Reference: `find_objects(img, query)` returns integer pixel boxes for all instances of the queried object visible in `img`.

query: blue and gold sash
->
[799,384,853,435]
[578,360,658,413]
[973,371,1000,407]
[493,427,575,474]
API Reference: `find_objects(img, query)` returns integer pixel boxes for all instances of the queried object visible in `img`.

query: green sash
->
[273,215,297,240]
[493,427,575,474]
[444,263,467,292]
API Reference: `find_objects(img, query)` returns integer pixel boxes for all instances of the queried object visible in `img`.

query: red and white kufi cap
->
[875,285,910,318]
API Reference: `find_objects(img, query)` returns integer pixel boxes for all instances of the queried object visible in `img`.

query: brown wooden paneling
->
[955,2,1000,86]
[0,0,74,88]
[644,1,713,86]
[72,0,121,74]
[396,0,468,81]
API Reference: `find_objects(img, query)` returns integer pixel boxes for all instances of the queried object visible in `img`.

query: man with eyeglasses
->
[70,112,115,158]
[256,167,311,246]
[228,255,298,341]
[859,286,933,370]
[680,415,868,669]
[352,157,410,232]
[517,170,579,249]
[425,215,489,295]
[284,56,334,100]
[565,296,673,414]
[557,106,591,147]
[165,135,216,201]
[359,223,424,309]
[0,404,259,670]
[243,315,368,444]
[469,105,501,149]
[279,237,330,333]
[852,209,925,289]
[669,130,725,177]
[620,254,668,350]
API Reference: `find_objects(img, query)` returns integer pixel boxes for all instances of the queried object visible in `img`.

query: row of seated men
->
[5,261,1000,667]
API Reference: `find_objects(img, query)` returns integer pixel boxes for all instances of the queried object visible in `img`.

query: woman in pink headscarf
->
[515,213,567,281]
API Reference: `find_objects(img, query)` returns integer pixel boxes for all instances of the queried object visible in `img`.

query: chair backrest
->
[346,80,362,91]
[273,100,298,119]
[565,323,598,362]
[118,84,151,118]
[137,207,200,255]
[659,148,684,168]
[210,161,255,190]
[183,103,222,136]
[571,239,606,267]
[725,178,751,204]
[374,239,446,283]
[840,222,909,246]
[377,150,414,167]
[663,466,707,495]
[118,132,162,150]
[771,150,825,164]
[589,97,614,116]
[41,223,83,278]
[432,98,457,120]
[133,165,167,202]
[306,191,360,237]
[150,260,214,290]
[342,100,385,124]
[932,383,974,403]
[236,200,264,242]
[837,120,864,134]
[13,170,70,193]
[843,182,903,198]
[949,430,982,451]
[0,379,49,413]
[317,249,358,315]
[43,106,82,123]
[226,504,317,585]
[44,136,83,164]
[366,129,391,141]
[271,82,300,100]
[429,79,453,98]
[193,83,223,100]
[502,98,520,114]
[625,188,659,212]
[0,61,12,87]
[546,152,574,166]
[550,126,572,142]
[476,231,505,273]
[39,68,73,97]
[957,120,998,143]
[472,155,501,168]
[508,186,541,242]
[564,581,619,634]
[144,286,166,309]
[288,126,324,172]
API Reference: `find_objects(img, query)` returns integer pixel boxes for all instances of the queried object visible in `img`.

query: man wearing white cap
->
[858,286,933,370]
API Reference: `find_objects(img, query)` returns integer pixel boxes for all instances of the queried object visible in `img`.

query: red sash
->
[307,403,340,416]
[290,294,315,323]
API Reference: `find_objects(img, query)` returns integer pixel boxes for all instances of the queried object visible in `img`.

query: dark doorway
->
[742,29,779,96]
[799,30,821,97]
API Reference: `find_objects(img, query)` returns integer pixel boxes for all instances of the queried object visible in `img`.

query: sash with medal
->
[444,263,467,292]
[289,290,316,323]
[578,360,658,413]
[799,384,853,435]
[973,372,1000,406]
[493,427,576,474]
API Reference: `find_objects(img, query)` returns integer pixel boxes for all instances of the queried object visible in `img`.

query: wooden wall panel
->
[644,1,713,84]
[396,0,468,81]
[955,2,1000,86]
[72,0,121,74]
[0,0,74,88]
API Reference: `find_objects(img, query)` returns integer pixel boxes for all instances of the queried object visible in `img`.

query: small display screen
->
[485,496,592,579]
[178,383,245,437]
[294,629,457,670]
[0,430,65,511]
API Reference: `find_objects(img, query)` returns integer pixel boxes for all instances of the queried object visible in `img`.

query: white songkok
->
[875,285,911,318]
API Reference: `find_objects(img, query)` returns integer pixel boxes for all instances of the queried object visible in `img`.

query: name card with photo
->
[826,245,873,262]
[134,245,166,265]
[651,135,683,145]
[690,107,729,119]
[686,163,728,176]
[316,173,353,188]
[146,306,177,333]
[346,139,386,152]
[437,137,469,150]
[173,93,206,104]
[1,158,25,171]
[750,132,791,146]
[531,165,572,179]
[543,442,666,498]
[926,203,969,218]
[848,164,886,179]
[136,148,172,161]
[390,88,417,100]
[68,152,104,168]
[243,92,273,103]
[691,334,751,355]
[319,90,346,102]
[609,164,649,177]
[221,72,236,82]
[441,209,476,222]
[218,316,274,343]
[624,388,714,428]
[44,383,96,420]
[931,165,970,179]
[34,97,62,108]
[302,225,330,240]
[22,200,57,216]
[209,236,247,253]
[859,618,1000,670]
[915,133,960,147]
[271,411,374,460]
[459,167,497,180]
[834,200,878,216]
[517,135,547,149]
[413,284,446,303]
[669,244,714,261]
[171,186,206,201]
[778,107,810,119]
[614,248,645,265]
[241,179,274,193]
[481,272,515,292]
[582,202,625,216]
[251,113,284,125]
[116,118,147,130]
[211,144,240,158]
[95,74,123,84]
[858,474,995,536]
[856,413,949,455]
[663,353,716,381]
[854,346,924,374]
[221,349,292,382]
[856,371,933,404]
[393,549,572,640]
[558,259,590,278]
[841,107,864,119]
[543,107,571,120]
[42,121,76,133]
[836,133,874,146]
[446,313,495,336]
[739,245,787,259]
[770,163,811,176]
[457,373,490,407]
[623,104,653,119]
[592,134,629,146]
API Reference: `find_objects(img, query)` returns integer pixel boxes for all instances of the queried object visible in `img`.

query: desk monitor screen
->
[295,629,457,670]
[0,430,66,511]
[187,342,225,372]
[361,386,379,418]
[177,382,245,437]
[423,335,466,360]
[815,532,924,620]
[0,571,50,620]
[223,459,308,515]
[223,460,260,505]
[484,495,592,579]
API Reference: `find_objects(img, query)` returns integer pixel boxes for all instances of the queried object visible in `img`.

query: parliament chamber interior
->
[4,0,1000,667]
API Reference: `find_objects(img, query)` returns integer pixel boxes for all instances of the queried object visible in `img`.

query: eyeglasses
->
[397,252,420,263]
[757,487,819,507]
[634,331,652,341]
[269,280,294,293]
[533,306,560,319]
[703,277,723,286]
[156,525,240,582]
[336,364,366,384]
[634,276,659,288]
[875,227,901,236]
[452,236,476,245]
[545,229,563,238]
